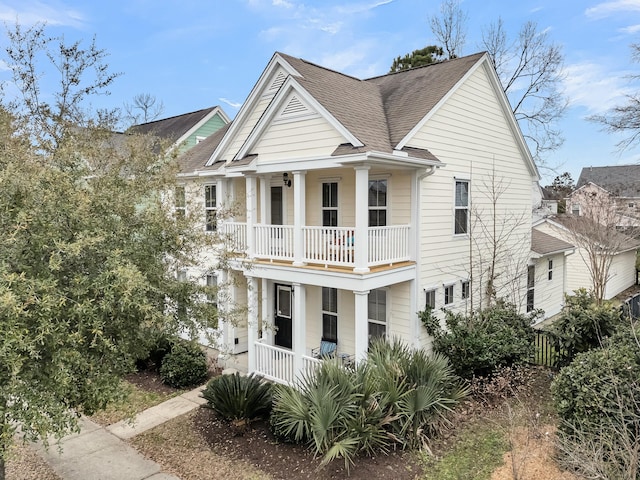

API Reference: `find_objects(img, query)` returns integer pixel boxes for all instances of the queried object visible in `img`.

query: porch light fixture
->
[283,172,292,188]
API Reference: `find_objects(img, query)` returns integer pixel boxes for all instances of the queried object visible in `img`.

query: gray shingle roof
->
[531,228,574,255]
[576,165,640,197]
[129,106,221,144]
[178,123,231,174]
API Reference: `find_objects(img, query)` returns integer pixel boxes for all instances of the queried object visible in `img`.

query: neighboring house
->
[176,51,540,384]
[534,216,639,301]
[568,165,640,228]
[532,183,558,222]
[130,106,230,155]
[529,227,575,320]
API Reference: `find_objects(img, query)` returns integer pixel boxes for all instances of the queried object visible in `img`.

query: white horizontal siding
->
[222,96,273,160]
[605,250,637,298]
[533,254,567,321]
[410,64,534,313]
[252,115,346,162]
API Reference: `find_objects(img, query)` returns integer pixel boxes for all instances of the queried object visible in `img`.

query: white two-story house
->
[176,51,540,384]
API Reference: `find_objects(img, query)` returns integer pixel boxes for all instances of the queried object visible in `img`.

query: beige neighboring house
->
[533,216,639,301]
[567,165,640,229]
[175,51,540,383]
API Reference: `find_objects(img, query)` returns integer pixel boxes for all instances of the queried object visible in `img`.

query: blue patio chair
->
[312,339,337,359]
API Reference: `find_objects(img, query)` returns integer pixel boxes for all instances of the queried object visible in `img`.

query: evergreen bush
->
[421,301,536,378]
[159,341,208,388]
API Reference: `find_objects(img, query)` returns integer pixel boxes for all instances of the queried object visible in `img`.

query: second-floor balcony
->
[221,222,411,270]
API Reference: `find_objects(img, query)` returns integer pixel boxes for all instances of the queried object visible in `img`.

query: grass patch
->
[422,422,508,480]
[91,380,179,426]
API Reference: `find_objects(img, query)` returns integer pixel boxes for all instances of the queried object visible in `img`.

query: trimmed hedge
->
[159,341,208,388]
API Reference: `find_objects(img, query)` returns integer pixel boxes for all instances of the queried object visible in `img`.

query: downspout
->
[412,166,437,350]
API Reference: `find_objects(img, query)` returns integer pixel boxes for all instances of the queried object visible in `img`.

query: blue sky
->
[1,0,640,183]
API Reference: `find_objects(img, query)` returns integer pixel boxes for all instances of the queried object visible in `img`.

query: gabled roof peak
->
[275,52,363,82]
[364,51,487,81]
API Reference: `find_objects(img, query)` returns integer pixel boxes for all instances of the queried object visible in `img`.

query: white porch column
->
[354,166,370,273]
[292,282,307,376]
[261,278,273,345]
[409,279,419,350]
[245,175,257,259]
[293,170,307,266]
[216,269,233,354]
[259,175,271,224]
[247,275,259,373]
[354,289,370,363]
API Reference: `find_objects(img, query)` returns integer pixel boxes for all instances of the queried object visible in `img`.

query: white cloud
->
[620,23,640,33]
[272,0,294,8]
[219,97,242,109]
[562,61,636,113]
[585,0,640,19]
[0,1,86,27]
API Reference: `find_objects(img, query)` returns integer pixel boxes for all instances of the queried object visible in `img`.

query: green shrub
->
[551,335,640,429]
[159,341,208,388]
[270,338,468,470]
[202,372,272,430]
[549,289,623,367]
[421,301,536,379]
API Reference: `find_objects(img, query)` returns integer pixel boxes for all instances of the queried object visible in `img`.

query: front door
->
[274,284,292,349]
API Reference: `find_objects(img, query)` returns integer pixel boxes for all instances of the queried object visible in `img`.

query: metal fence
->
[531,330,560,369]
[623,293,640,320]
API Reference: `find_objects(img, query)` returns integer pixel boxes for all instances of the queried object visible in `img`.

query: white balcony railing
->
[221,222,410,268]
[255,224,294,261]
[255,340,295,384]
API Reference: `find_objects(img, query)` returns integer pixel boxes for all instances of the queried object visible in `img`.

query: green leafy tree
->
[545,172,574,213]
[389,45,445,73]
[0,24,217,478]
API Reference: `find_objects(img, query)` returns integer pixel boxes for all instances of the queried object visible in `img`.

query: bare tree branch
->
[429,0,467,59]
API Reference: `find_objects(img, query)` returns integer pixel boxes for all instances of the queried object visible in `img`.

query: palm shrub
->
[270,338,468,470]
[202,372,272,431]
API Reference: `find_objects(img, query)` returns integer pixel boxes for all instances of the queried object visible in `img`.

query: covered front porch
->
[221,275,419,386]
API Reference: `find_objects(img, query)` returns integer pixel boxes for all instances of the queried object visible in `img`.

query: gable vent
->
[269,71,287,92]
[281,95,308,116]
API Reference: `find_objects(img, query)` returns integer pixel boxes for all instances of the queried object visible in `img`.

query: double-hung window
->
[368,289,387,343]
[368,179,387,227]
[322,182,338,227]
[454,180,469,234]
[527,265,535,312]
[548,260,553,281]
[322,287,338,343]
[461,281,470,300]
[206,274,218,309]
[425,289,436,310]
[205,185,217,231]
[175,186,185,219]
[444,284,454,305]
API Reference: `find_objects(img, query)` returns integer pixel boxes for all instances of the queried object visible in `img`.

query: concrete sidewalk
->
[34,386,207,480]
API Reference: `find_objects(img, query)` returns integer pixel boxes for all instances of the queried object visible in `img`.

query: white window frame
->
[368,288,388,343]
[425,288,436,310]
[206,273,218,308]
[461,280,470,300]
[444,284,454,306]
[175,185,186,219]
[527,265,535,312]
[205,184,217,231]
[322,287,338,343]
[368,178,388,227]
[454,179,470,235]
[322,181,339,227]
[548,259,553,281]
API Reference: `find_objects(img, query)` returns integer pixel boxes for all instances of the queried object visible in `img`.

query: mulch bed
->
[125,369,178,395]
[192,407,422,480]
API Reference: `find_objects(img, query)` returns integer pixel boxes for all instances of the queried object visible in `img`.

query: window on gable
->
[368,179,387,227]
[444,285,454,305]
[322,182,338,227]
[175,186,185,219]
[454,180,469,234]
[322,287,338,343]
[368,289,387,344]
[461,281,470,299]
[205,185,217,231]
[425,289,436,310]
[548,260,553,281]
